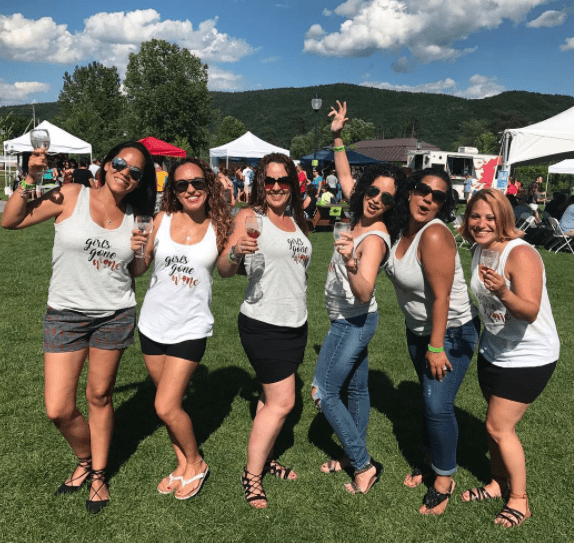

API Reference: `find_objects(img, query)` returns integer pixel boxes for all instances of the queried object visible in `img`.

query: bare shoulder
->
[508,242,542,269]
[420,222,454,249]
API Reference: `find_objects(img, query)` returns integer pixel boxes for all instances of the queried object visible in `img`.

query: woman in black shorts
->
[458,189,559,528]
[2,141,156,513]
[218,153,312,509]
[132,158,231,500]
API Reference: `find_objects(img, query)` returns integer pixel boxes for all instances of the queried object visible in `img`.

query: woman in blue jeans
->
[312,101,407,494]
[385,167,479,515]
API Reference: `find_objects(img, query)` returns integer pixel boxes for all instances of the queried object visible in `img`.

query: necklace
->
[99,198,115,225]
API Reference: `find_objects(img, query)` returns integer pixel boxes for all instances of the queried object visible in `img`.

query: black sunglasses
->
[110,157,143,182]
[174,178,207,193]
[413,182,447,204]
[365,185,395,205]
[264,176,291,190]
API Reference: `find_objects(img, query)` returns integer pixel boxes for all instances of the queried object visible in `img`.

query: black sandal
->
[345,459,383,495]
[404,464,433,488]
[54,456,92,496]
[85,469,109,514]
[241,467,267,509]
[421,480,455,515]
[461,476,509,503]
[264,459,296,480]
[495,493,531,528]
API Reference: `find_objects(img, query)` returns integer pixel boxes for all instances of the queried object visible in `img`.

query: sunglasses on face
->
[110,157,143,182]
[364,185,395,205]
[413,182,447,204]
[174,178,207,193]
[264,176,291,191]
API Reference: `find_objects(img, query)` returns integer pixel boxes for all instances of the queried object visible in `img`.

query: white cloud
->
[304,0,548,67]
[0,79,50,105]
[0,11,255,76]
[526,10,567,28]
[560,37,574,51]
[207,66,243,91]
[261,56,281,63]
[361,74,504,99]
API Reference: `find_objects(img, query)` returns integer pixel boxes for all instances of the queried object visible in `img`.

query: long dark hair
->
[249,153,308,235]
[164,157,232,253]
[101,141,156,216]
[348,163,407,245]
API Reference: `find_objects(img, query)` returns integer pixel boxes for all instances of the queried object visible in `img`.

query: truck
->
[406,147,502,202]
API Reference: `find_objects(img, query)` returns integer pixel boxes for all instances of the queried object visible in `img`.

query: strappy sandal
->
[320,456,351,474]
[420,480,455,516]
[404,464,433,488]
[344,459,383,495]
[495,493,531,528]
[157,472,184,495]
[264,458,297,480]
[85,469,109,514]
[54,456,92,496]
[461,477,509,503]
[241,467,267,509]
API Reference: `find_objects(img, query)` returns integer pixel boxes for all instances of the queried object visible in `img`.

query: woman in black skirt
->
[458,189,559,528]
[217,153,312,509]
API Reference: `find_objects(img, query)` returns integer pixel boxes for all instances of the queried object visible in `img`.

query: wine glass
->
[30,129,50,188]
[135,215,153,259]
[480,249,499,270]
[245,216,263,240]
[333,221,351,240]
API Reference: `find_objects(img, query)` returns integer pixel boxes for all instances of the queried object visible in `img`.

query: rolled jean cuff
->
[432,463,458,477]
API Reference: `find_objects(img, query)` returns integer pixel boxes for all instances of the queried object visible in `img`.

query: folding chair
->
[452,215,469,248]
[516,213,536,233]
[546,217,574,254]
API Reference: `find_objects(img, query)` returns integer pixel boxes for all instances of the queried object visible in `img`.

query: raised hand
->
[328,100,348,135]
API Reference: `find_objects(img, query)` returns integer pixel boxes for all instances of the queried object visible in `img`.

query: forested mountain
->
[2,84,573,151]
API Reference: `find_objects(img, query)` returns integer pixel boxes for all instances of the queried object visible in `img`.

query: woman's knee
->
[44,400,76,424]
[85,387,113,409]
[154,399,182,424]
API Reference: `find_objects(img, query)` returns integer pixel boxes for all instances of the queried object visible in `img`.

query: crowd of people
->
[1,101,561,527]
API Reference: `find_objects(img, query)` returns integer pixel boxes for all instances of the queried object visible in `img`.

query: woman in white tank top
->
[458,189,559,528]
[131,158,232,500]
[2,141,157,513]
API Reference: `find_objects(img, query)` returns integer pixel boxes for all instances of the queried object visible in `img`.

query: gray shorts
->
[43,306,136,353]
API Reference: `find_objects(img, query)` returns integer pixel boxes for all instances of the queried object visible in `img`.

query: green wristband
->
[333,145,345,152]
[20,180,36,190]
[427,344,444,353]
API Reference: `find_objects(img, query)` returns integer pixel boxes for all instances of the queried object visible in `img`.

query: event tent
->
[503,105,574,168]
[548,159,574,175]
[299,149,382,166]
[139,136,186,157]
[209,132,289,167]
[2,120,92,156]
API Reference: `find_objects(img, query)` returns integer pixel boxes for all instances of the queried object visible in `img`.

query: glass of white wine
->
[30,129,50,188]
[135,215,153,258]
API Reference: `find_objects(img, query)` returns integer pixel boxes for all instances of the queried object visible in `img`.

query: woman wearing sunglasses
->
[385,167,479,515]
[131,158,232,500]
[217,153,312,509]
[311,100,406,495]
[2,141,156,514]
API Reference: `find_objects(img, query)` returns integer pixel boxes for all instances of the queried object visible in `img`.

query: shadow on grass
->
[308,368,490,483]
[107,365,252,478]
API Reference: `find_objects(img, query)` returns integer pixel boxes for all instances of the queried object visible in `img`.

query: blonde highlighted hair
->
[459,188,523,243]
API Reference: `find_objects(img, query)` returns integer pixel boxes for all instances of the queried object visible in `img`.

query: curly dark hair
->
[348,163,407,245]
[163,157,232,253]
[249,153,308,235]
[101,141,156,216]
[394,167,457,234]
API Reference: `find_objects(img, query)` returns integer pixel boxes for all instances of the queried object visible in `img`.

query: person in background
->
[72,158,95,188]
[63,159,75,185]
[312,169,323,193]
[234,165,245,202]
[154,162,168,214]
[513,192,534,220]
[558,194,574,235]
[545,192,568,221]
[464,174,473,202]
[2,140,156,514]
[303,184,317,218]
[243,163,254,202]
[506,177,518,196]
[458,189,559,528]
[89,159,101,178]
[218,168,235,207]
[297,163,308,195]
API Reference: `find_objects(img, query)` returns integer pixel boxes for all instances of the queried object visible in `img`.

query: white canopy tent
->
[3,120,92,191]
[502,105,574,169]
[209,131,289,168]
[546,159,574,195]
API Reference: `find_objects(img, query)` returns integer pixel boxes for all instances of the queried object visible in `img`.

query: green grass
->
[1,222,573,542]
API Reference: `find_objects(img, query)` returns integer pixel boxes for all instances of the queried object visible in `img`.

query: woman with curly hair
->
[311,101,406,494]
[217,152,312,509]
[385,165,479,515]
[131,157,232,500]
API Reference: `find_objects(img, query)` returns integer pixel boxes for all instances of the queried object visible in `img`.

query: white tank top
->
[471,239,560,367]
[385,219,477,335]
[239,214,312,327]
[48,186,135,316]
[138,214,218,343]
[325,230,390,320]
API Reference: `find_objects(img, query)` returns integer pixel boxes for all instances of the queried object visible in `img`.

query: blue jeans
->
[406,316,479,476]
[312,312,379,471]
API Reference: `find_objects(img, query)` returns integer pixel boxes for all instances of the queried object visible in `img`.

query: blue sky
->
[1,0,573,106]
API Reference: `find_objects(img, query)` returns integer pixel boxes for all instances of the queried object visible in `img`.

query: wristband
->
[427,344,444,353]
[333,146,345,152]
[20,180,36,191]
[227,245,241,264]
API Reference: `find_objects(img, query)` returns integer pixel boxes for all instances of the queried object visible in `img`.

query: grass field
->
[1,221,573,543]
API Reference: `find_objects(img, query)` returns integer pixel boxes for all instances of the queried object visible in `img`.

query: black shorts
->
[477,353,557,404]
[139,331,207,363]
[238,312,307,384]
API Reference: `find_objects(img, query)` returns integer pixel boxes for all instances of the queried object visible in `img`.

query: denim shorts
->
[43,306,136,353]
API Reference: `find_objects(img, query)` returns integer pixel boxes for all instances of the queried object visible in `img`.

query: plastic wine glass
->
[135,215,153,259]
[245,216,263,240]
[333,221,351,241]
[480,249,499,270]
[30,128,50,188]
